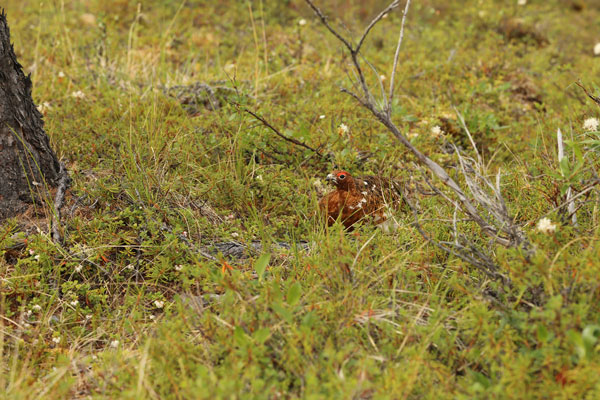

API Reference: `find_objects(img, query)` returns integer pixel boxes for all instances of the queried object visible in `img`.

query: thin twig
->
[304,0,353,52]
[232,102,326,159]
[387,0,411,116]
[454,106,482,166]
[356,0,401,54]
[575,81,600,106]
[557,128,578,227]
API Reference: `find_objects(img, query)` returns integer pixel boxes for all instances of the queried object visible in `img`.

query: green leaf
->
[286,282,302,306]
[254,253,271,281]
[567,330,586,361]
[253,327,271,344]
[302,311,318,328]
[537,324,549,343]
[271,302,293,323]
[582,325,600,349]
[234,326,248,346]
[559,157,570,178]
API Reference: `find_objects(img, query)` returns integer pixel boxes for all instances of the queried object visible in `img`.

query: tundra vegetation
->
[1,0,600,398]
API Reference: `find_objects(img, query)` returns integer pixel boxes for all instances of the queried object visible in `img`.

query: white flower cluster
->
[536,217,557,233]
[583,118,599,132]
[337,123,349,136]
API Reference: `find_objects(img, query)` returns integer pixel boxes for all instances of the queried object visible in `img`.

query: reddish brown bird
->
[318,170,403,229]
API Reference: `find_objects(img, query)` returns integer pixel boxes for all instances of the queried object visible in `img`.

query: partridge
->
[318,170,404,229]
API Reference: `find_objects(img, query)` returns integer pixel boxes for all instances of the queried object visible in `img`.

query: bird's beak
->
[325,173,336,184]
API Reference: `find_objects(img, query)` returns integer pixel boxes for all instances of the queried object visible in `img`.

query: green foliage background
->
[2,0,600,398]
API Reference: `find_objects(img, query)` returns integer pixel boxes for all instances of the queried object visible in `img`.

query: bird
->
[318,170,404,229]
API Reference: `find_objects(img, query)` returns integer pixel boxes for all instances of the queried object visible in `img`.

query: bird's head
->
[325,170,354,190]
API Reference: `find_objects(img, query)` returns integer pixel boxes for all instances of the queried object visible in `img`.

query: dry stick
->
[356,0,401,53]
[306,0,522,249]
[557,128,578,227]
[51,163,71,243]
[233,103,326,159]
[402,184,509,285]
[575,81,600,106]
[453,106,482,166]
[387,0,411,116]
[541,179,599,219]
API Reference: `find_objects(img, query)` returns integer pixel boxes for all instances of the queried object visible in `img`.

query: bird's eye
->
[338,174,346,180]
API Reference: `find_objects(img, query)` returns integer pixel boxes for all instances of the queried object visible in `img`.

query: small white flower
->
[70,300,79,307]
[74,264,83,273]
[594,43,600,56]
[154,300,164,309]
[85,314,92,320]
[34,255,40,261]
[517,0,526,5]
[174,264,183,271]
[149,315,155,320]
[431,125,443,136]
[37,101,52,113]
[25,310,33,317]
[52,337,61,344]
[29,249,35,256]
[337,123,349,135]
[298,18,307,26]
[537,217,557,233]
[319,115,325,119]
[32,305,42,312]
[71,90,85,99]
[182,231,188,238]
[110,340,119,348]
[583,117,599,131]
[126,264,134,270]
[380,74,386,82]
[255,175,263,181]
[58,71,65,78]
[231,232,239,238]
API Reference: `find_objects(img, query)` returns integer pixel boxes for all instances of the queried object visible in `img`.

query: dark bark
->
[0,10,62,220]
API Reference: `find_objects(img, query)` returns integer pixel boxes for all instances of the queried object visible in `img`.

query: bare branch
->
[304,0,373,102]
[575,81,600,106]
[356,0,401,54]
[387,0,411,115]
[304,0,354,52]
[306,0,531,281]
[232,102,327,159]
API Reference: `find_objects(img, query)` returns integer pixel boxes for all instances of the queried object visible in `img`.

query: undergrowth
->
[2,0,600,398]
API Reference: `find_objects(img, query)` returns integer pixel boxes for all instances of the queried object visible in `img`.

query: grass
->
[2,0,600,398]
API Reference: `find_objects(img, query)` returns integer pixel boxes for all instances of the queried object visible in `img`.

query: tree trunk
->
[0,10,62,220]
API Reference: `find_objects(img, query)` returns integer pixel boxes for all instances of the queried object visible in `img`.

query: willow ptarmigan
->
[318,170,404,229]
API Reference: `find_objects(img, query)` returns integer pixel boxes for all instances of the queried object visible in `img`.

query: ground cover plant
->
[2,0,600,398]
